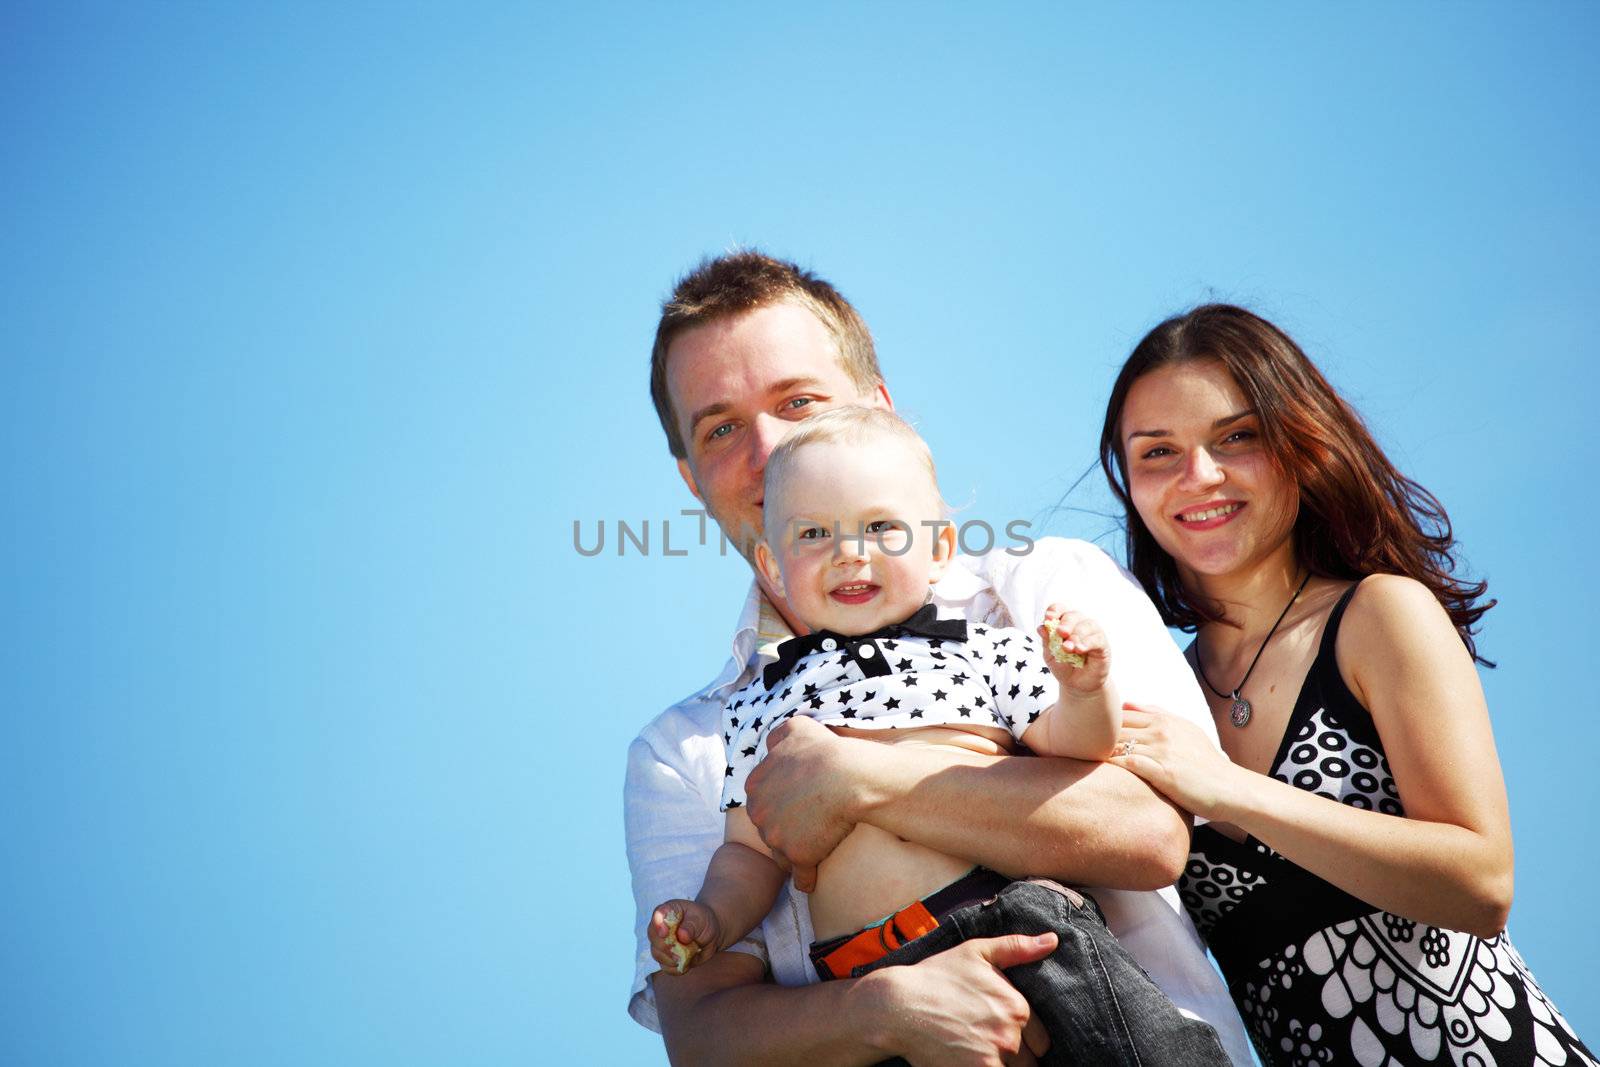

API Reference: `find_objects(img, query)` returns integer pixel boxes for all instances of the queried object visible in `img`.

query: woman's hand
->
[1109,702,1242,820]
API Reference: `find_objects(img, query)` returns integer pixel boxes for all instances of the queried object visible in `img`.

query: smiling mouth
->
[1175,502,1243,525]
[830,582,879,604]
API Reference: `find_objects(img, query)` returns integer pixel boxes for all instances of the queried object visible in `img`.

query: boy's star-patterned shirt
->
[719,603,1059,811]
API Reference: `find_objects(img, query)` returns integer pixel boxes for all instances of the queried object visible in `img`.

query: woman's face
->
[1119,359,1300,587]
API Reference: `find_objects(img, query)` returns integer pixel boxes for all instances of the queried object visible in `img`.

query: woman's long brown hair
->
[1098,304,1495,664]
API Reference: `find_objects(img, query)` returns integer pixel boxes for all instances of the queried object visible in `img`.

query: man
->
[625,251,1251,1066]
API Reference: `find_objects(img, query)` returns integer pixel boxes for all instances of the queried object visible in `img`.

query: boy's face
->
[756,437,956,636]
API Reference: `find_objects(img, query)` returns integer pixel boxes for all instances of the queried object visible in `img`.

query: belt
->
[810,867,1013,981]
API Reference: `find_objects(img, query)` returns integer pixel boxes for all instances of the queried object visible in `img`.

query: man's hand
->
[867,932,1057,1066]
[650,932,1055,1067]
[744,717,867,892]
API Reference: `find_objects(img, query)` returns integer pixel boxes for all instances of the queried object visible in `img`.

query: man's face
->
[667,301,890,563]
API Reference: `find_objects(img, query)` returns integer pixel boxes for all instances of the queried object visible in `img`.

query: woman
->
[1098,305,1593,1067]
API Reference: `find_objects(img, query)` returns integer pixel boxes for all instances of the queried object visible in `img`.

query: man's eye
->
[784,397,816,412]
[707,422,735,442]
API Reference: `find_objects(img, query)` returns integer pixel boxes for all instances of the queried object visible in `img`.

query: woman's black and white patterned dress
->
[1182,584,1594,1067]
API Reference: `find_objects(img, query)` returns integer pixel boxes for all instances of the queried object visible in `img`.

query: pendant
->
[1229,694,1252,728]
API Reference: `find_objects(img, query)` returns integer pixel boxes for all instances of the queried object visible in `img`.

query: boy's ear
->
[926,520,957,583]
[755,539,785,597]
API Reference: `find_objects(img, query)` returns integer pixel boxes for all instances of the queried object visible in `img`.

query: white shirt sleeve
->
[982,538,1220,751]
[623,713,769,1033]
[977,541,1257,1065]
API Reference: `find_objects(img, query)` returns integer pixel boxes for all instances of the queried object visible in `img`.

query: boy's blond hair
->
[762,407,945,529]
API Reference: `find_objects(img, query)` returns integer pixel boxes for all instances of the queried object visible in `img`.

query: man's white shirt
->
[623,537,1253,1066]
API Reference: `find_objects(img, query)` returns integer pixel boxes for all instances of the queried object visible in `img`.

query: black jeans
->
[849,878,1229,1067]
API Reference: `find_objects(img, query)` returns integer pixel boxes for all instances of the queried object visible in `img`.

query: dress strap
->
[1301,578,1387,750]
[1313,580,1364,667]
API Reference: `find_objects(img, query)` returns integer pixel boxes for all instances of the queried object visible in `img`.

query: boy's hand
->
[1039,606,1111,696]
[649,899,722,975]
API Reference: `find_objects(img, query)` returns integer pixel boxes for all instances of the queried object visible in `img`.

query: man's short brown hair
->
[649,250,881,458]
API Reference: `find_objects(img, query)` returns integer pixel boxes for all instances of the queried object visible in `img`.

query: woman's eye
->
[1139,445,1175,460]
[1222,429,1256,445]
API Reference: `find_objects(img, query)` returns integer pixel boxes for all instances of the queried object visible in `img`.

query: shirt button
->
[858,644,876,659]
[821,638,838,652]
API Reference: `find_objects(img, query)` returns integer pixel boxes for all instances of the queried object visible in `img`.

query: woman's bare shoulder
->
[1337,573,1475,708]
[1341,573,1453,638]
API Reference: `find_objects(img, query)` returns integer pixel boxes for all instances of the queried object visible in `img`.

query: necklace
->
[1196,571,1312,728]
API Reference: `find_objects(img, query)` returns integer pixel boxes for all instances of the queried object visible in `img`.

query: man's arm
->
[626,725,1053,1065]
[745,539,1205,892]
[655,951,884,1067]
[746,721,1188,892]
[653,930,1055,1067]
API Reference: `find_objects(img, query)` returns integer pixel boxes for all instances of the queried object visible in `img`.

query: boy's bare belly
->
[807,723,1016,941]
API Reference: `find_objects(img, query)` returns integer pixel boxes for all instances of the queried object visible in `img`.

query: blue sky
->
[3,3,1596,1064]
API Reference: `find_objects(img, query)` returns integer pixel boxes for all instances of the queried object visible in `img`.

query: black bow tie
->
[763,603,968,689]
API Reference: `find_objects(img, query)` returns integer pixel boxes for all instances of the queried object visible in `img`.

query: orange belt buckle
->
[819,900,939,977]
[889,900,939,944]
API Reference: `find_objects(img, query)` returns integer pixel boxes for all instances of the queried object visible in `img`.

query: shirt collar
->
[762,602,969,689]
[931,552,986,607]
[755,590,792,663]
[729,577,794,671]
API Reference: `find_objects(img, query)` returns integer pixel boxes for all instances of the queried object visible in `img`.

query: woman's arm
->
[1115,575,1513,936]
